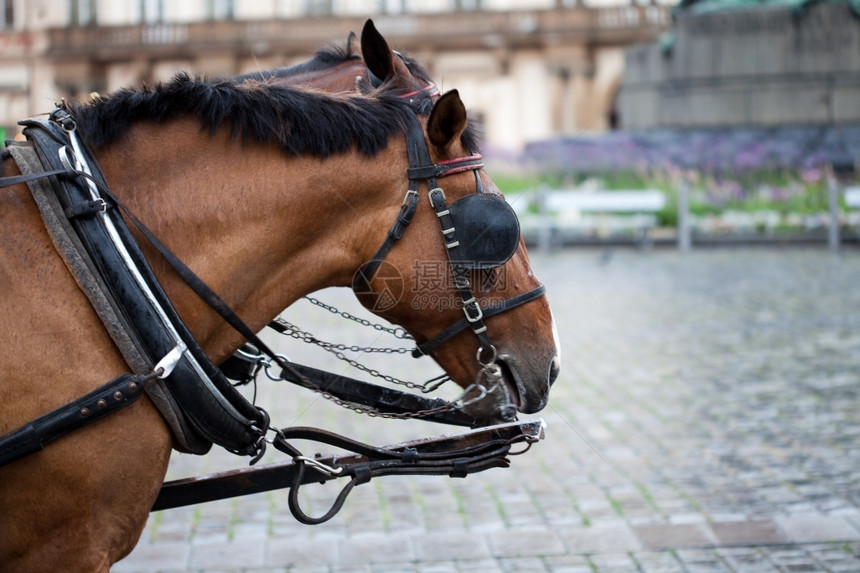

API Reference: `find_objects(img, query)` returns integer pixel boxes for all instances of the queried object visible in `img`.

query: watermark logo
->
[353,260,507,312]
[410,262,507,311]
[353,260,405,312]
[410,293,507,311]
[411,261,506,293]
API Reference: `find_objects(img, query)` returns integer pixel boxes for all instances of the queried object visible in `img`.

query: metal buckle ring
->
[454,382,488,407]
[428,187,446,202]
[263,354,291,381]
[476,345,497,367]
[58,145,78,174]
[401,189,418,206]
[463,298,483,323]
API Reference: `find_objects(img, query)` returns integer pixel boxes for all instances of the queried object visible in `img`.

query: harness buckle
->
[51,106,77,133]
[400,189,418,207]
[428,187,446,204]
[463,298,483,323]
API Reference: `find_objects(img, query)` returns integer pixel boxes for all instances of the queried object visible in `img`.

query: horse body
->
[0,24,558,571]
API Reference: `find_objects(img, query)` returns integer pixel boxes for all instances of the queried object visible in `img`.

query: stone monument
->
[619,0,860,129]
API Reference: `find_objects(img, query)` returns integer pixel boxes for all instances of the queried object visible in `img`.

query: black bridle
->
[352,111,546,375]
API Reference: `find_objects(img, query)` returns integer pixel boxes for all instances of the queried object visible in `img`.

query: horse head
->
[346,38,560,423]
[235,21,559,423]
[237,20,436,98]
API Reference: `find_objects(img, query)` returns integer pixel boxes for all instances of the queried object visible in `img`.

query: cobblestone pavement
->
[116,248,860,572]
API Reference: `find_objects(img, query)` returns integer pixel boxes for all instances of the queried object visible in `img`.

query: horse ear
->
[361,19,395,82]
[427,90,468,153]
[346,31,360,57]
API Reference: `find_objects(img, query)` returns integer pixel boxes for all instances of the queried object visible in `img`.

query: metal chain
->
[265,297,502,420]
[272,317,446,393]
[303,296,413,340]
[272,318,411,354]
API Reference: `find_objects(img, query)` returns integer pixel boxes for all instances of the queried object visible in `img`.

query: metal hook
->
[293,456,344,477]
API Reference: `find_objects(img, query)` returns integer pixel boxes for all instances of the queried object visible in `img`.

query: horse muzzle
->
[461,350,559,424]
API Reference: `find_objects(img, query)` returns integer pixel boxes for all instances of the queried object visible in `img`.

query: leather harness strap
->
[412,285,548,357]
[12,110,270,460]
[0,166,68,189]
[0,373,148,467]
[152,419,545,523]
[6,142,212,455]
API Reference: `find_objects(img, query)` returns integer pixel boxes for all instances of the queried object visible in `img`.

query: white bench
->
[543,190,667,214]
[527,189,667,248]
[845,186,860,209]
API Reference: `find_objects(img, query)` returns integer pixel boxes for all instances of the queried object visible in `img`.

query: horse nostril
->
[548,355,560,386]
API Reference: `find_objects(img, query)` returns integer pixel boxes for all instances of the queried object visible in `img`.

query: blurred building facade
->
[0,0,670,150]
[620,0,860,129]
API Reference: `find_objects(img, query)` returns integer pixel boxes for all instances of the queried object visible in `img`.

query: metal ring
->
[58,146,78,174]
[476,345,497,367]
[263,354,291,381]
[455,382,488,407]
[482,362,503,382]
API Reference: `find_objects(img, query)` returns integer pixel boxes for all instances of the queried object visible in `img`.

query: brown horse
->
[0,28,558,573]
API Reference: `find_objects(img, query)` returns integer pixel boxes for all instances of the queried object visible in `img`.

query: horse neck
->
[93,118,405,361]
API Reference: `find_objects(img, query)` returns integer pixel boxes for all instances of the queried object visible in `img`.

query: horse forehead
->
[273,63,365,89]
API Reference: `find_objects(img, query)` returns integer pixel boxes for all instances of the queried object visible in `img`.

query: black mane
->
[70,56,480,158]
[71,73,423,159]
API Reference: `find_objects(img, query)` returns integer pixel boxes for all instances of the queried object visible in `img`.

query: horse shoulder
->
[0,172,172,571]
